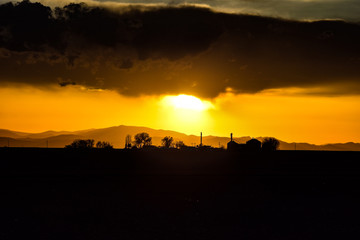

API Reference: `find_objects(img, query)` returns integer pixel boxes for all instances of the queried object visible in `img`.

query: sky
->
[0,0,360,144]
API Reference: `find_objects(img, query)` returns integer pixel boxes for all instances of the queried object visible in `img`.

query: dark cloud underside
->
[0,1,360,97]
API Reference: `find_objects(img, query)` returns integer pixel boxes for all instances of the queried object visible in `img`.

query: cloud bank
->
[0,1,360,98]
[4,0,360,21]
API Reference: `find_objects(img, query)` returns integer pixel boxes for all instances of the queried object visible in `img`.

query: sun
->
[162,94,213,111]
[159,94,214,135]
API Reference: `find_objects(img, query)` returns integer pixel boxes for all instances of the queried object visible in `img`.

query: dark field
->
[1,148,360,239]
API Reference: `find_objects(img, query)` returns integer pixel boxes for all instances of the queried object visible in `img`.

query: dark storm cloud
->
[0,1,360,98]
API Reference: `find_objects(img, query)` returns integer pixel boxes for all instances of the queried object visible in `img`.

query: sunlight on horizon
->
[158,94,214,135]
[162,94,214,111]
[1,85,360,145]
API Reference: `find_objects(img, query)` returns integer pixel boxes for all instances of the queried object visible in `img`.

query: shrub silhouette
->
[262,137,280,151]
[96,141,113,149]
[161,136,174,148]
[175,140,186,149]
[65,139,95,149]
[134,132,152,148]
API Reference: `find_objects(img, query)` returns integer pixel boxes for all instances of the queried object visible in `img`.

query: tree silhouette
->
[65,139,95,149]
[134,132,152,148]
[96,141,113,149]
[161,136,174,148]
[125,134,132,149]
[262,137,280,151]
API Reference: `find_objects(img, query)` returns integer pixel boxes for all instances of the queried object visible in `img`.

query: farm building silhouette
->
[227,133,261,152]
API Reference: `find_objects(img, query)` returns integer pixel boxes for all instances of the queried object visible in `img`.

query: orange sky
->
[1,2,360,145]
[1,84,359,145]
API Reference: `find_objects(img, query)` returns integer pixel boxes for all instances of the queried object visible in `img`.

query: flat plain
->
[1,148,360,239]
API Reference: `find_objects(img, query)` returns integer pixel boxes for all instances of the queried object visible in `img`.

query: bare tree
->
[134,132,152,148]
[161,136,174,148]
[125,134,132,149]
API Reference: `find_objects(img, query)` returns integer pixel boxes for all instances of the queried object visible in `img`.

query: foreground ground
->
[1,148,360,239]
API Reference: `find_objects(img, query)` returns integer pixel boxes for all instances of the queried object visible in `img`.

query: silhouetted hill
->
[0,126,359,151]
[0,129,29,138]
[26,130,73,139]
[0,135,79,148]
[0,137,47,148]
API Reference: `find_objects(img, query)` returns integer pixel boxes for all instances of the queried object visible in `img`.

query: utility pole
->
[200,132,203,146]
[8,139,9,148]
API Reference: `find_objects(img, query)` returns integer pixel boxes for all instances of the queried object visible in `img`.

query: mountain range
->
[0,125,359,151]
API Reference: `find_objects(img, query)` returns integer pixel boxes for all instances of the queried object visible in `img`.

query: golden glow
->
[159,94,214,134]
[162,94,213,111]
[0,85,360,145]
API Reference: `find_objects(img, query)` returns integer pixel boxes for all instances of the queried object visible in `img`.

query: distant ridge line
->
[0,126,359,151]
